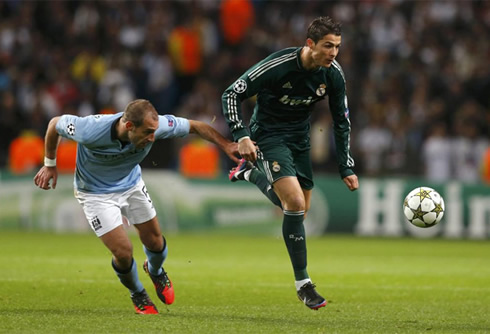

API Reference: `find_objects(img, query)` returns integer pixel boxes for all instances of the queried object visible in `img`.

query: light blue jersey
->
[56,112,190,193]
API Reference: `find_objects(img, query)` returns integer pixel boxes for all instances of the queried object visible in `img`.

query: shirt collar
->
[110,116,122,141]
[112,116,131,148]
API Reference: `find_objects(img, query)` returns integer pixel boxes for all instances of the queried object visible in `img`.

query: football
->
[403,187,445,228]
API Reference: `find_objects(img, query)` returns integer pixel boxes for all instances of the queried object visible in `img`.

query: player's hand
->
[224,141,241,164]
[343,174,359,191]
[238,137,258,162]
[33,166,58,190]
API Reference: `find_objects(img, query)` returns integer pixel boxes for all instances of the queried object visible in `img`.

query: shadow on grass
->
[164,308,329,327]
[2,307,488,333]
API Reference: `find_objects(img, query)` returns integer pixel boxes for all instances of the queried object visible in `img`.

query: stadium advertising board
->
[0,171,488,239]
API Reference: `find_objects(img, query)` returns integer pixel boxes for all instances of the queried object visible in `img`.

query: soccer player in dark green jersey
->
[222,16,359,310]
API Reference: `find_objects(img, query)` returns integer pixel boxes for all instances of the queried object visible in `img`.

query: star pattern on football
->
[411,206,426,221]
[415,188,432,201]
[432,203,444,215]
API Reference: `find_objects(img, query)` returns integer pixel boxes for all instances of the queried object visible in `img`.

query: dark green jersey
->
[222,47,354,178]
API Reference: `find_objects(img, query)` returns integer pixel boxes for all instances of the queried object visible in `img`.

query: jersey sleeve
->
[221,51,284,142]
[328,61,355,178]
[55,114,104,145]
[155,115,190,139]
[222,75,259,142]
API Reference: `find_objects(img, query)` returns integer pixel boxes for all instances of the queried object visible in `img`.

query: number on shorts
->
[142,185,152,203]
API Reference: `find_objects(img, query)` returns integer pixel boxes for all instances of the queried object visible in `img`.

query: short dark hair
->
[122,99,158,127]
[307,16,342,43]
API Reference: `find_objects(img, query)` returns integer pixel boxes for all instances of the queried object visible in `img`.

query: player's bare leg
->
[134,216,164,251]
[100,225,158,314]
[135,217,175,305]
[100,225,134,270]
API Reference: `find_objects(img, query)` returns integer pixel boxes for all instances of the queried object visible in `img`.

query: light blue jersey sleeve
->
[155,115,190,139]
[56,113,119,145]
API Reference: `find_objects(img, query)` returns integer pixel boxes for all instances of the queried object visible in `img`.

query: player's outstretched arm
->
[34,117,61,190]
[342,174,359,192]
[188,120,240,164]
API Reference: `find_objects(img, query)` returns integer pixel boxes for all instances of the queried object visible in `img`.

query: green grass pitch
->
[0,232,489,333]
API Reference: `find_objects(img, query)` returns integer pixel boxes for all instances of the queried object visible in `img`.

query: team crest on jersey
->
[233,79,247,93]
[316,84,326,97]
[272,161,281,172]
[66,123,75,136]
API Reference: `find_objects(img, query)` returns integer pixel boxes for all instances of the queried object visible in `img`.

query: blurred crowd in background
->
[0,0,489,183]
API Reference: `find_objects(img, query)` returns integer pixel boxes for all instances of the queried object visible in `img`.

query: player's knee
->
[112,244,133,266]
[283,194,306,212]
[144,234,164,252]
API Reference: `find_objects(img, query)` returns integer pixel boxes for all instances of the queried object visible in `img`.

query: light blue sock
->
[143,240,168,276]
[112,258,144,294]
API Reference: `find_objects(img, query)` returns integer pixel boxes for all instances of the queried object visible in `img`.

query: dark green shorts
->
[254,133,314,190]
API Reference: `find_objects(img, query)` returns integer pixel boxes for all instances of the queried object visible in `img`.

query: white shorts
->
[75,179,156,237]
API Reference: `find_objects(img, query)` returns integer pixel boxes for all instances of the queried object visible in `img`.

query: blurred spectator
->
[356,106,392,176]
[422,122,452,182]
[0,91,23,167]
[141,41,177,113]
[97,55,135,112]
[168,17,202,100]
[71,48,107,86]
[8,130,43,174]
[452,115,489,183]
[0,0,488,182]
[220,0,254,45]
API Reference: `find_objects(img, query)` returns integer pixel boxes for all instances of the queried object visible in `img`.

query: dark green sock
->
[282,210,308,280]
[249,169,282,208]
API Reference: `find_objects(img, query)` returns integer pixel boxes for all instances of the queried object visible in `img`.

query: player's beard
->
[136,141,149,148]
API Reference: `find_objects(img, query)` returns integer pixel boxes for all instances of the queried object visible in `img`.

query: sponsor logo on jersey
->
[278,95,315,106]
[282,81,292,89]
[316,84,326,97]
[233,79,247,93]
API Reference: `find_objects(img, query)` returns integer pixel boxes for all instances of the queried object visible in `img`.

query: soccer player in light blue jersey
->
[34,99,239,314]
